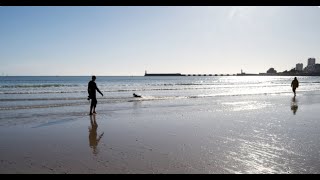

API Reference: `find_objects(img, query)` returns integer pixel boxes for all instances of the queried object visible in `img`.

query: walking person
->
[291,77,299,96]
[88,75,103,115]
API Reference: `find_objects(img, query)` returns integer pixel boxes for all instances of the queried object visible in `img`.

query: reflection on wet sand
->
[89,115,104,155]
[291,96,298,115]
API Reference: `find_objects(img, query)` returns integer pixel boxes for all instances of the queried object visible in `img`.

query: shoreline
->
[2,74,320,77]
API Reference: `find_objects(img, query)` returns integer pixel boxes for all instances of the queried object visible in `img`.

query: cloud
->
[228,7,238,19]
[228,7,255,20]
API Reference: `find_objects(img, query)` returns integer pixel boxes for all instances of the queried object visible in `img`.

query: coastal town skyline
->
[2,56,319,76]
[1,6,320,76]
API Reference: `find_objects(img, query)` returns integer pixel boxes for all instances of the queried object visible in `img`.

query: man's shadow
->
[291,96,298,115]
[89,115,104,155]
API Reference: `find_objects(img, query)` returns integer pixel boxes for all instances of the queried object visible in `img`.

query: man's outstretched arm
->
[96,87,103,96]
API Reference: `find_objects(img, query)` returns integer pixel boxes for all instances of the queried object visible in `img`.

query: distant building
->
[296,63,303,72]
[305,58,317,73]
[308,58,316,66]
[315,64,320,73]
[267,68,277,74]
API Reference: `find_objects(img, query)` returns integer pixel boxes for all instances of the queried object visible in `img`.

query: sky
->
[1,6,320,76]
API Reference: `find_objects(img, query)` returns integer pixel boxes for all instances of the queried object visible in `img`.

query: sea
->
[1,76,320,111]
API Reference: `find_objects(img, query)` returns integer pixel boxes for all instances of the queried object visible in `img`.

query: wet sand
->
[1,93,320,173]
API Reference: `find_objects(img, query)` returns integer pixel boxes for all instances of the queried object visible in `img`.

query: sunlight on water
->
[1,76,320,111]
[222,101,271,111]
[225,134,298,174]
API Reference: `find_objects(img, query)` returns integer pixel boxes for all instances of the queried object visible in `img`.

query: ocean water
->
[1,76,320,111]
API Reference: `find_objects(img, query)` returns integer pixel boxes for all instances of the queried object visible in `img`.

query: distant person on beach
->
[88,75,103,115]
[291,77,299,96]
[89,115,104,155]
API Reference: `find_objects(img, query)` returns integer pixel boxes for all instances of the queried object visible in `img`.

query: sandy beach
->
[1,92,320,174]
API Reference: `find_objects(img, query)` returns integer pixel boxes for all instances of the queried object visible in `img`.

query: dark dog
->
[133,93,142,98]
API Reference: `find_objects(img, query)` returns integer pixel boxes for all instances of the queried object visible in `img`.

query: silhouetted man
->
[88,75,103,115]
[291,77,299,96]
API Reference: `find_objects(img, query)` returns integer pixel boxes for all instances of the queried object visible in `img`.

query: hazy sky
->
[1,6,320,76]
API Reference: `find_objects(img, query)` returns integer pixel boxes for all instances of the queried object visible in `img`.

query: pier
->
[184,74,237,76]
[144,71,237,76]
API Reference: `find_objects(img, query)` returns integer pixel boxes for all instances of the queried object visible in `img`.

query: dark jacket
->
[88,81,97,98]
[291,79,299,89]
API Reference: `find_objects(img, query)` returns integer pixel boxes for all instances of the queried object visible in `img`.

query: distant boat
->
[145,73,183,76]
[144,71,184,76]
